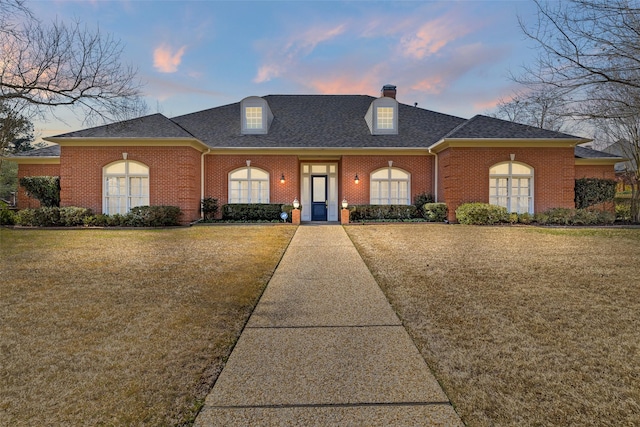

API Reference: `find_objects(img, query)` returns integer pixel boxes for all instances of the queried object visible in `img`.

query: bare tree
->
[489,88,573,132]
[517,0,640,119]
[0,0,146,125]
[518,0,640,221]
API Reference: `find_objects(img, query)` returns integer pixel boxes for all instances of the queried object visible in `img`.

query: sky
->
[28,0,542,142]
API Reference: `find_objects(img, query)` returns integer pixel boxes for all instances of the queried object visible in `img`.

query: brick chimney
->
[381,84,397,99]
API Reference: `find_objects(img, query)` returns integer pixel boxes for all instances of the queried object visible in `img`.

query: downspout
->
[429,148,438,203]
[201,148,211,219]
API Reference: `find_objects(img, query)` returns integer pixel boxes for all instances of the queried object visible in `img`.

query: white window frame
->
[370,166,411,205]
[489,161,534,214]
[103,160,149,215]
[241,96,273,134]
[228,166,270,203]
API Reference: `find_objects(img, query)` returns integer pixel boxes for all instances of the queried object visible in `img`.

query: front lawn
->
[0,226,295,425]
[346,225,640,427]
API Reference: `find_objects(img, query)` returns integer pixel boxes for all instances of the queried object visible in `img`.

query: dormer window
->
[241,96,273,134]
[377,107,394,129]
[245,107,263,129]
[365,97,398,135]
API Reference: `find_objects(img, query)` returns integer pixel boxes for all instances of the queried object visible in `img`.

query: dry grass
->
[0,226,295,426]
[346,224,640,427]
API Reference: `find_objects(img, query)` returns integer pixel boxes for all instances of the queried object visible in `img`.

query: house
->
[9,85,622,223]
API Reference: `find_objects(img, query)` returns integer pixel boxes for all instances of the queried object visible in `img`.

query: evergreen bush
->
[455,203,509,225]
[575,178,617,209]
[422,203,448,222]
[349,204,419,221]
[18,176,60,207]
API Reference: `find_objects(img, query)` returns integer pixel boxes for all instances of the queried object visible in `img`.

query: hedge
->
[14,205,182,227]
[221,203,289,222]
[349,204,419,221]
[575,178,617,209]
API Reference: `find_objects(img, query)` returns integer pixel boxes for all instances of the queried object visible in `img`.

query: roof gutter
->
[201,148,211,219]
[429,148,438,202]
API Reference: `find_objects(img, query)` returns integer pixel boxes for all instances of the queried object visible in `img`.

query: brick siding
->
[439,147,576,222]
[60,146,201,223]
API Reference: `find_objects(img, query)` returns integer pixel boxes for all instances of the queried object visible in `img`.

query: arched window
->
[103,160,149,214]
[370,166,410,205]
[489,161,534,214]
[229,166,269,203]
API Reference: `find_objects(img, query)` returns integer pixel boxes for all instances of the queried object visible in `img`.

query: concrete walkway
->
[195,225,463,426]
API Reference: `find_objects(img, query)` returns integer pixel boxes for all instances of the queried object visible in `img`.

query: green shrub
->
[221,204,283,222]
[59,207,92,226]
[422,203,448,222]
[455,203,509,225]
[535,207,615,225]
[349,204,419,221]
[18,176,60,207]
[413,193,435,217]
[0,201,15,225]
[126,206,182,227]
[517,212,534,224]
[575,178,617,209]
[616,202,631,222]
[201,197,219,220]
[107,214,126,227]
[83,214,110,227]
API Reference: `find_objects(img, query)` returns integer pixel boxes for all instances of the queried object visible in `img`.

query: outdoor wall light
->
[342,199,348,209]
[280,173,285,184]
[354,174,359,184]
[293,198,300,209]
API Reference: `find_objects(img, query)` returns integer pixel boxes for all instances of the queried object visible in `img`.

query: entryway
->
[300,163,338,222]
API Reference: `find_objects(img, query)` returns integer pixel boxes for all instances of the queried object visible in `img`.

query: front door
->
[311,175,328,221]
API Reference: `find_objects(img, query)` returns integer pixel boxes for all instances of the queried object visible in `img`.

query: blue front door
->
[311,175,328,221]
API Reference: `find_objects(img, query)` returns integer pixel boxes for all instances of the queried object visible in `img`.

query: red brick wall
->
[16,163,61,208]
[60,146,201,223]
[340,155,434,205]
[439,147,576,221]
[575,164,616,180]
[204,155,299,208]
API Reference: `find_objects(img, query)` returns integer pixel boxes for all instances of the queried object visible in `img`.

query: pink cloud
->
[253,23,346,83]
[153,44,187,73]
[400,15,472,59]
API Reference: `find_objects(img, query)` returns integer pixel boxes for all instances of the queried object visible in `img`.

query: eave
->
[44,137,209,152]
[428,137,590,154]
[201,147,432,156]
[575,157,625,166]
[4,156,60,165]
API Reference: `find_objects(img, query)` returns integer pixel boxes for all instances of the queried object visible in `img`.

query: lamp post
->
[340,198,350,224]
[292,198,300,225]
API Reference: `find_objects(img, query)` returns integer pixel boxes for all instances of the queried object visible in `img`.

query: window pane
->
[312,177,326,202]
[311,165,327,173]
[390,168,408,179]
[511,163,532,175]
[489,163,509,175]
[128,162,148,174]
[230,169,248,179]
[245,107,263,129]
[377,107,394,129]
[371,169,387,179]
[251,168,268,179]
[105,162,126,174]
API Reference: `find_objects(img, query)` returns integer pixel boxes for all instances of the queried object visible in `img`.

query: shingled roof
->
[574,145,623,159]
[171,95,467,149]
[43,94,589,150]
[52,113,196,139]
[442,114,581,140]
